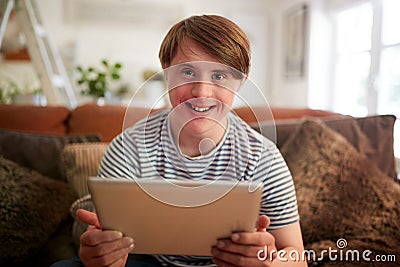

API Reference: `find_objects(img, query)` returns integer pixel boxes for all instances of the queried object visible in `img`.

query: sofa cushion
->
[62,143,109,246]
[68,104,341,142]
[68,104,153,142]
[233,106,339,125]
[0,104,70,134]
[63,142,109,197]
[355,115,397,180]
[280,120,400,264]
[0,157,76,265]
[257,115,397,180]
[0,129,101,182]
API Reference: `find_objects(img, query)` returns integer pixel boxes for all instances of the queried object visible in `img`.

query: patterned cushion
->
[62,142,109,246]
[62,142,109,197]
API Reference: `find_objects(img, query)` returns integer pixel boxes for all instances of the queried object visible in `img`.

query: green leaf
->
[111,73,120,80]
[75,58,124,98]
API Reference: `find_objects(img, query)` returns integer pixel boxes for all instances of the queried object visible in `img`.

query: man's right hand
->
[77,209,135,267]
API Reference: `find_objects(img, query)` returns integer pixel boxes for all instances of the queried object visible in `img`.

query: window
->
[332,0,400,158]
[379,0,400,117]
[333,3,372,116]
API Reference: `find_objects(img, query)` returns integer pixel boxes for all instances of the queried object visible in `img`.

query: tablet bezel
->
[88,177,262,256]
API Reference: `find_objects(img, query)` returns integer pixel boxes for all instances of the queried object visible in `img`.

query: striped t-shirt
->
[98,109,299,266]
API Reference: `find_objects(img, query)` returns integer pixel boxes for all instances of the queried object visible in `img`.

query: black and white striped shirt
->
[98,109,299,266]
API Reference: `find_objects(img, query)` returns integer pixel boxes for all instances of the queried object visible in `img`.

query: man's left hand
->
[211,215,277,267]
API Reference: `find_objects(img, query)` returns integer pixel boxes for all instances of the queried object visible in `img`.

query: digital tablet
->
[87,177,262,256]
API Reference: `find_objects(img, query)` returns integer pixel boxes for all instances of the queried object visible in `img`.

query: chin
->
[184,118,219,136]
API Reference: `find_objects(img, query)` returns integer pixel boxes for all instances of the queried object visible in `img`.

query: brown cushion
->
[63,142,109,197]
[271,107,340,120]
[256,115,397,180]
[0,104,70,134]
[280,120,400,264]
[0,130,101,181]
[68,104,341,142]
[355,115,397,180]
[68,104,153,142]
[0,157,77,265]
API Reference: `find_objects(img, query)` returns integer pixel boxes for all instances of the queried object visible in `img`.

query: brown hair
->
[159,15,251,75]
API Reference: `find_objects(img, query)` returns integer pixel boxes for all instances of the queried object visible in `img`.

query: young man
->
[53,15,305,267]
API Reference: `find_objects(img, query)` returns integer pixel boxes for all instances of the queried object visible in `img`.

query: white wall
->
[265,0,313,108]
[1,0,317,108]
[308,0,333,110]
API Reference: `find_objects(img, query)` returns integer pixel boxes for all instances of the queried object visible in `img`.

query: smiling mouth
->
[187,103,215,113]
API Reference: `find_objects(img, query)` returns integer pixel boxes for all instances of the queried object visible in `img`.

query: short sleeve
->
[97,132,140,179]
[257,146,300,229]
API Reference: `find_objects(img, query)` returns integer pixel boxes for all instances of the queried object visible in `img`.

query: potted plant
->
[75,59,123,104]
[0,79,20,104]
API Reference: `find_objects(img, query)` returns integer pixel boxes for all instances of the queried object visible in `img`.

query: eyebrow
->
[179,63,195,68]
[178,63,231,73]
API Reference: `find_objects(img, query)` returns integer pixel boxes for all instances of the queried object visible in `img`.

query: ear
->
[163,69,169,81]
[236,74,248,91]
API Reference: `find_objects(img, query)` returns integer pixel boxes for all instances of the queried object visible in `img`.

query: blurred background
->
[0,0,399,157]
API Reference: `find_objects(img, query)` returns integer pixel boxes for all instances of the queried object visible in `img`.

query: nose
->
[191,82,213,98]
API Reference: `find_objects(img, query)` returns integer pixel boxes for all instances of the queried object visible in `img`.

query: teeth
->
[191,105,211,112]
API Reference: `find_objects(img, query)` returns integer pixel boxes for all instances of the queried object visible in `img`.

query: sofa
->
[0,103,399,267]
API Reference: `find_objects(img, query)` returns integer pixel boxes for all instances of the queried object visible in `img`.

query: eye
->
[181,68,195,78]
[212,72,226,81]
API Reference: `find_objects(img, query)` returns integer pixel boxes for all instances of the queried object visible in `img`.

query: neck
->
[171,118,228,157]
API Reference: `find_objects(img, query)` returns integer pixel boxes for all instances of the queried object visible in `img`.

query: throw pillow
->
[62,142,108,247]
[256,115,397,180]
[0,157,77,265]
[355,115,397,180]
[0,129,101,182]
[62,142,109,197]
[280,120,400,266]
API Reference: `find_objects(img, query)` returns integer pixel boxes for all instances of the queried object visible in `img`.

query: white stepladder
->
[0,0,77,108]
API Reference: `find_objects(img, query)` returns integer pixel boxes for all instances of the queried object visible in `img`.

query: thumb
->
[76,208,101,229]
[256,215,270,232]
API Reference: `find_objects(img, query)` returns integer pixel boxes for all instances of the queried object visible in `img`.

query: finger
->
[80,228,124,246]
[229,231,275,247]
[256,215,270,232]
[77,209,101,229]
[82,236,134,258]
[215,239,265,258]
[88,244,133,267]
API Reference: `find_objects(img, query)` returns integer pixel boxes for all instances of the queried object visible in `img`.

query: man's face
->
[165,38,244,136]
